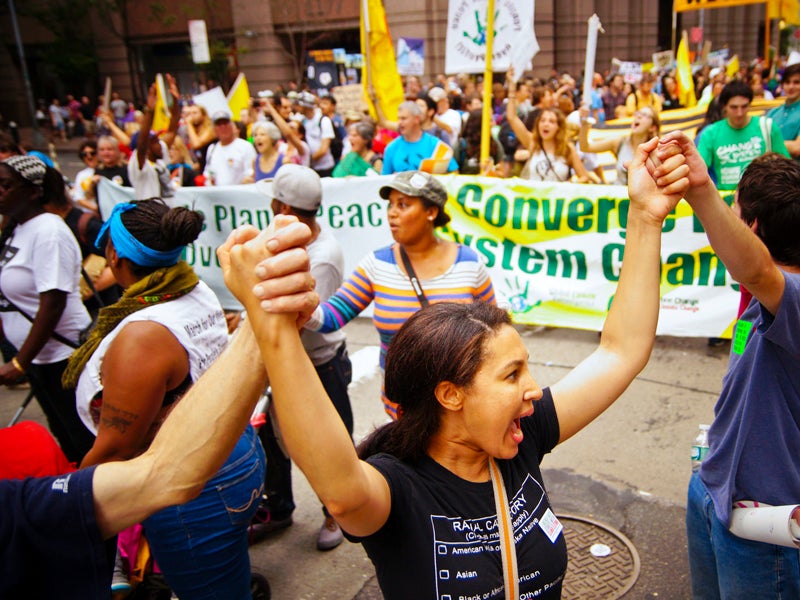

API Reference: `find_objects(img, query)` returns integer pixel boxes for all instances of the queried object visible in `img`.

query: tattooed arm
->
[80,321,190,468]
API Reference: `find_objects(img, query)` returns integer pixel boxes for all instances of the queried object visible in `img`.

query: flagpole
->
[480,0,496,167]
[362,0,375,117]
[581,15,603,122]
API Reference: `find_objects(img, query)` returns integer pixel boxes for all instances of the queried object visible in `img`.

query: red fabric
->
[372,127,399,155]
[738,286,753,319]
[0,421,75,479]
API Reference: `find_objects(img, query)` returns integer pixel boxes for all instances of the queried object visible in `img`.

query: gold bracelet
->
[11,356,25,374]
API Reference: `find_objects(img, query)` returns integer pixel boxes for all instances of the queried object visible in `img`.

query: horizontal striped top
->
[305,243,496,417]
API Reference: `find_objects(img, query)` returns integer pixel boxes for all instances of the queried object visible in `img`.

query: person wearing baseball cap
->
[203,107,257,186]
[427,87,462,148]
[292,169,496,419]
[252,164,353,551]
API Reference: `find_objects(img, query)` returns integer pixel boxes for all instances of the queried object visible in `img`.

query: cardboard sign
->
[331,84,369,115]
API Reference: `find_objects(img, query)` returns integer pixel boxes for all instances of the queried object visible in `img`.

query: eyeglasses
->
[81,151,96,158]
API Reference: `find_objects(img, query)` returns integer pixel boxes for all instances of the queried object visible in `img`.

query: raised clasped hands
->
[657,130,712,191]
[217,216,318,328]
[627,135,690,224]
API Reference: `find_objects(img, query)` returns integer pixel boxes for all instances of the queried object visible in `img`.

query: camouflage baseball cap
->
[379,171,447,208]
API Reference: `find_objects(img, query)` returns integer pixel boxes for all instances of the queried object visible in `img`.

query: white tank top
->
[76,281,229,434]
[526,149,571,182]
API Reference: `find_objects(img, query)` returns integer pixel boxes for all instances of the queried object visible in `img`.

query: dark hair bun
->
[160,206,204,247]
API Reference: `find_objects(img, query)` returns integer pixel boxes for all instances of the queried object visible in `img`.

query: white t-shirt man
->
[203,138,257,186]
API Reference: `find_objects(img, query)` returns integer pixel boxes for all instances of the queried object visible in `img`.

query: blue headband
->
[95,202,184,267]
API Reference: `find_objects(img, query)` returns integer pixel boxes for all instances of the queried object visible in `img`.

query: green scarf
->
[62,261,199,389]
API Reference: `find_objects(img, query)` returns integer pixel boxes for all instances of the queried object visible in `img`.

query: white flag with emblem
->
[445,0,537,75]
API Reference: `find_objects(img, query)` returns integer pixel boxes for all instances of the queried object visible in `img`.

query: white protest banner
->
[331,84,369,115]
[707,49,730,68]
[445,0,535,74]
[652,50,675,72]
[191,87,230,119]
[98,175,740,338]
[618,61,643,83]
[188,20,211,64]
[508,1,539,81]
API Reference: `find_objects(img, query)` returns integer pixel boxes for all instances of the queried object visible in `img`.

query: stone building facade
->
[0,0,774,126]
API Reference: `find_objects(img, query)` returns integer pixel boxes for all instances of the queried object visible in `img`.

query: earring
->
[428,216,434,221]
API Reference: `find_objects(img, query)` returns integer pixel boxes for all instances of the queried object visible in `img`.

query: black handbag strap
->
[1,296,80,349]
[0,232,81,349]
[398,245,429,308]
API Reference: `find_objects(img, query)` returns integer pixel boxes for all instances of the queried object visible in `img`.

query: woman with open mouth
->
[234,132,691,599]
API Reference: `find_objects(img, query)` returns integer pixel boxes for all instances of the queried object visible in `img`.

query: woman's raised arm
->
[551,138,688,442]
[219,220,393,537]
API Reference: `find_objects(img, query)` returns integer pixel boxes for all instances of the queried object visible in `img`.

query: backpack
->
[497,117,518,156]
[331,119,345,163]
[325,115,345,163]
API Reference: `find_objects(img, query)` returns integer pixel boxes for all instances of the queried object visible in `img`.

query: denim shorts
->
[144,424,266,599]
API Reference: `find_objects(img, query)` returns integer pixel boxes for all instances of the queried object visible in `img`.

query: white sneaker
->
[316,515,344,551]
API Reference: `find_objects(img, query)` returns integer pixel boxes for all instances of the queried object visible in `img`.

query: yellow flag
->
[152,74,171,132]
[360,0,405,122]
[227,72,251,121]
[768,0,800,24]
[676,32,697,109]
[726,55,740,80]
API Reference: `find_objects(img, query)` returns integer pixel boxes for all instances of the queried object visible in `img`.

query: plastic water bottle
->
[691,424,711,471]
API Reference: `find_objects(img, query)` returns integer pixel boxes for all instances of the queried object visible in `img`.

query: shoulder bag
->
[398,246,429,307]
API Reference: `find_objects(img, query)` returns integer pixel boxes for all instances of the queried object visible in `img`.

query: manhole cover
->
[558,514,640,599]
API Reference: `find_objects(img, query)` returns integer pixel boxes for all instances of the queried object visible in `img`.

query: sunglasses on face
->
[81,151,96,158]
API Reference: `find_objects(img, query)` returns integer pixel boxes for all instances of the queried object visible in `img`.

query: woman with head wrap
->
[0,155,95,463]
[62,199,264,598]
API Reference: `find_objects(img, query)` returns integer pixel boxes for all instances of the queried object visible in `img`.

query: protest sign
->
[652,50,675,71]
[331,84,369,115]
[397,37,425,76]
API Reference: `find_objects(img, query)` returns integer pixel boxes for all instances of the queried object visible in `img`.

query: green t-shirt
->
[697,116,790,190]
[332,151,377,178]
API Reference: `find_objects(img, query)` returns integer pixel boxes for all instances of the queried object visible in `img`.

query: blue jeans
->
[686,470,800,599]
[143,424,265,599]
